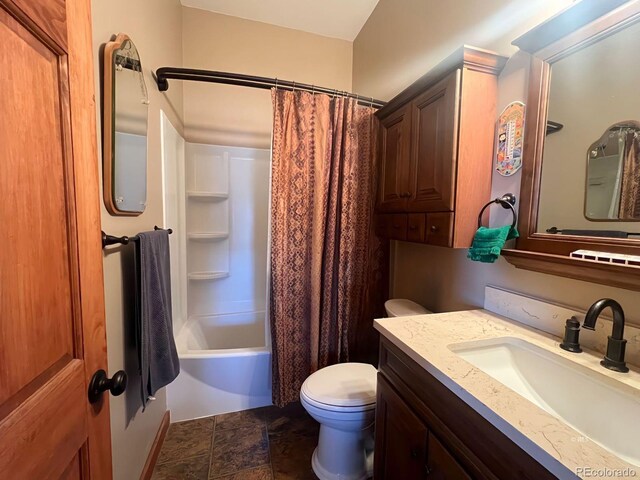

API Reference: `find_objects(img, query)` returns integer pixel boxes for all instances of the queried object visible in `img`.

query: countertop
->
[374,310,640,480]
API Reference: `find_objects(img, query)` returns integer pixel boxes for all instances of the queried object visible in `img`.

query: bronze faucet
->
[583,299,629,373]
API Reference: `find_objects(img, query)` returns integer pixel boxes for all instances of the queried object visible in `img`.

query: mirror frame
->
[503,0,640,291]
[102,33,146,216]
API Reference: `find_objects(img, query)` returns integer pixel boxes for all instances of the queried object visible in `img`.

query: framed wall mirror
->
[102,33,149,216]
[504,0,640,290]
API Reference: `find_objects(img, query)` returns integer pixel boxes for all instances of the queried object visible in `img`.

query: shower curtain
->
[619,130,640,219]
[269,89,387,407]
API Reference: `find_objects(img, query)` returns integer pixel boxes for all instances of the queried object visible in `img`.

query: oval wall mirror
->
[102,33,149,216]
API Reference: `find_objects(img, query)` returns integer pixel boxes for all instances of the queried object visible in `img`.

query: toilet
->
[300,299,431,480]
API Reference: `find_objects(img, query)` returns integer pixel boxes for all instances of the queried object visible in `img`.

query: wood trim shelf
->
[512,0,630,53]
[502,249,640,291]
[188,271,230,281]
[187,191,228,201]
[187,232,229,241]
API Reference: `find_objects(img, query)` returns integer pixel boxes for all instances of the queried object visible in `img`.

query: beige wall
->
[91,0,184,479]
[182,7,353,148]
[353,0,640,326]
[353,0,573,101]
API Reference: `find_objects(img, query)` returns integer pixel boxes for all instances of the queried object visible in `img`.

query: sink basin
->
[449,337,640,466]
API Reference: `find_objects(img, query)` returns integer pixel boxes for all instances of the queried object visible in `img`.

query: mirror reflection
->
[104,34,149,215]
[586,122,640,221]
[536,20,640,239]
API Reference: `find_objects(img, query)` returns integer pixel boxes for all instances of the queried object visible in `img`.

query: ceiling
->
[180,0,380,41]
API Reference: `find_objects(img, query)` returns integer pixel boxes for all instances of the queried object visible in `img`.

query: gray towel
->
[137,230,180,409]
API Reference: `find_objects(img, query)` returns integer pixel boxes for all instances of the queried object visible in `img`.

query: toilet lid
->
[301,363,377,408]
[385,299,431,317]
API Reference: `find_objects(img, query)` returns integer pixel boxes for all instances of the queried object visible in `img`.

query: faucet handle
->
[602,337,629,373]
[560,317,583,353]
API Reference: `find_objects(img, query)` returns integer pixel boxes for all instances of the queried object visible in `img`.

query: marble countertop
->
[374,310,640,480]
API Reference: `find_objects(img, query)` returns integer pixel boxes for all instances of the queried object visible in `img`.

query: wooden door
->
[408,71,460,212]
[0,0,111,478]
[377,104,412,212]
[374,375,429,479]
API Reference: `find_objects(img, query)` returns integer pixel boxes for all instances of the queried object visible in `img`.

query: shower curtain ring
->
[370,97,374,108]
[292,80,296,92]
[275,78,279,90]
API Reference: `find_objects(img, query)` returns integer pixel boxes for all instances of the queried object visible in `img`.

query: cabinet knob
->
[425,465,432,476]
[410,447,420,459]
[404,191,412,198]
[430,225,439,232]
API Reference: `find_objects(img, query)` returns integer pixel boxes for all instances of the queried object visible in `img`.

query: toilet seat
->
[301,363,377,410]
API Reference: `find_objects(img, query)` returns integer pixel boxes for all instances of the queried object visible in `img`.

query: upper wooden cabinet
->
[379,104,412,211]
[409,70,459,213]
[375,46,507,248]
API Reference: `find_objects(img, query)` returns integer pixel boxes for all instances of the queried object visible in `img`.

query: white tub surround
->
[163,141,273,422]
[374,310,640,479]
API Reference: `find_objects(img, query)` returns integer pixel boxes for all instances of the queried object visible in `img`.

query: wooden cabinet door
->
[427,434,472,480]
[409,71,460,212]
[0,1,111,478]
[374,375,429,479]
[378,104,412,212]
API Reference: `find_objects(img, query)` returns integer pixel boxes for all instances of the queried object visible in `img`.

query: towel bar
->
[101,226,173,248]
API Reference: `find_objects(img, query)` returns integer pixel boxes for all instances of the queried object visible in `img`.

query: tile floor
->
[152,402,320,479]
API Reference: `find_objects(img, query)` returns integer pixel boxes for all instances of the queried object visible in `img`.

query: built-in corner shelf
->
[188,271,230,281]
[188,232,229,241]
[187,191,228,201]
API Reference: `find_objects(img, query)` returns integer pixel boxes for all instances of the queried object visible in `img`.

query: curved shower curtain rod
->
[154,67,387,109]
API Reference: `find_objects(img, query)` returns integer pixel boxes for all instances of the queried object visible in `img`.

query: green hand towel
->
[467,225,519,263]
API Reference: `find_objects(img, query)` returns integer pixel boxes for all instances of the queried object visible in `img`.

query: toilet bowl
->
[301,299,430,480]
[300,363,377,480]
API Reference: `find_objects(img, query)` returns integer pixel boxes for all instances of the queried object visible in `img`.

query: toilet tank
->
[384,299,432,317]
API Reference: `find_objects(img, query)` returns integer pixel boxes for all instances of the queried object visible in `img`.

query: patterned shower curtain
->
[619,130,640,219]
[269,89,388,407]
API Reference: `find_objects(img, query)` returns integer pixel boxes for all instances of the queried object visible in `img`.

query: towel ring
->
[477,193,517,229]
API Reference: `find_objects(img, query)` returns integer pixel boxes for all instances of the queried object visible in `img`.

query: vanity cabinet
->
[374,338,558,479]
[376,375,470,479]
[375,47,507,248]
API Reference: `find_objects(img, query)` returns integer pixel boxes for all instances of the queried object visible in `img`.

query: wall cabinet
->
[375,47,507,248]
[375,338,558,479]
[378,104,412,211]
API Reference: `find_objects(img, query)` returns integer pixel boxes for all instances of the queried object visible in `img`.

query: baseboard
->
[140,410,171,480]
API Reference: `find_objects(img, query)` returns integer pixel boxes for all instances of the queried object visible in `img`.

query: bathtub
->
[166,311,272,422]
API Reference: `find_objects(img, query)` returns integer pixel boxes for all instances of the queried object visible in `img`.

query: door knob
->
[88,369,127,403]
